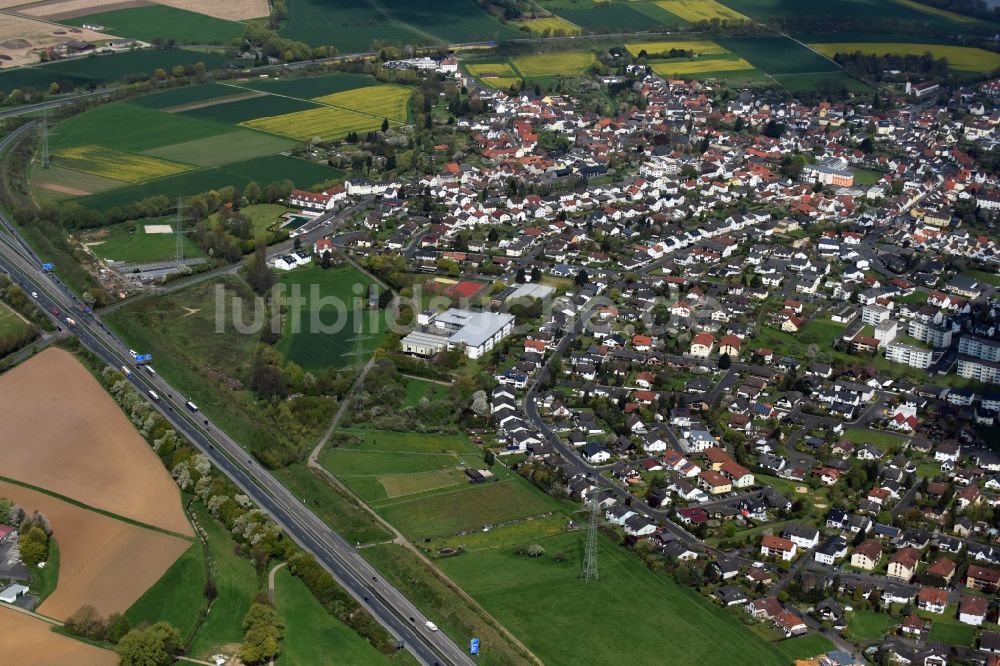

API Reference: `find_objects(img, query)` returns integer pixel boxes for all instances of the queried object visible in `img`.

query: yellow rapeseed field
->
[511,51,596,77]
[655,0,749,23]
[242,107,386,141]
[809,42,1000,72]
[313,84,413,123]
[625,40,729,57]
[512,15,583,35]
[55,145,191,183]
[651,57,755,76]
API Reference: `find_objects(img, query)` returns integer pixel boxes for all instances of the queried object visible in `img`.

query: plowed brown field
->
[0,348,192,536]
[0,480,191,619]
[0,610,116,665]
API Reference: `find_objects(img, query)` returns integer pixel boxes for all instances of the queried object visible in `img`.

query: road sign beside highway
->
[470,638,480,655]
[135,353,153,364]
[41,262,54,271]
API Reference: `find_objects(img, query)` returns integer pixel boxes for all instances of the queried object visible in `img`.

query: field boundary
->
[0,474,195,541]
[218,81,412,124]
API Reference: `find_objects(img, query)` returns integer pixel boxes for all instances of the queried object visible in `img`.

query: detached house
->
[760,535,797,561]
[888,547,921,582]
[689,332,715,358]
[851,539,882,570]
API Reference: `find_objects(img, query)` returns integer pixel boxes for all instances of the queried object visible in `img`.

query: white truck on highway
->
[425,621,438,632]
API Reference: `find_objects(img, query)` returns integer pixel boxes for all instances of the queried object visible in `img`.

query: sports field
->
[54,144,191,183]
[626,39,729,56]
[0,349,193,535]
[655,0,749,22]
[809,42,1000,72]
[652,57,755,75]
[63,5,244,44]
[438,531,788,666]
[513,15,583,34]
[83,219,205,264]
[276,265,387,370]
[511,51,597,77]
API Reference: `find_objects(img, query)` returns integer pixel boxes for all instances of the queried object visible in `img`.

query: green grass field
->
[130,83,251,109]
[143,130,297,168]
[719,0,989,32]
[274,464,393,545]
[274,567,388,665]
[402,378,450,407]
[539,0,666,31]
[126,540,207,642]
[0,49,231,93]
[928,618,977,646]
[239,73,382,98]
[50,102,229,154]
[30,538,59,605]
[179,93,321,124]
[281,0,432,52]
[438,531,788,666]
[105,273,335,465]
[0,302,35,341]
[207,203,290,238]
[77,155,341,211]
[511,51,597,77]
[842,428,907,451]
[773,634,837,660]
[31,164,131,203]
[717,36,840,75]
[276,265,386,370]
[847,609,893,642]
[188,502,260,658]
[379,0,518,43]
[773,72,871,93]
[64,5,245,44]
[85,219,204,264]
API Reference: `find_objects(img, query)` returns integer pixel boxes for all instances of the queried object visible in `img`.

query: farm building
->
[0,583,28,604]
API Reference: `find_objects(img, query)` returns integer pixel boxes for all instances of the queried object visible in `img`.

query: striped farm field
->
[652,57,754,75]
[808,42,1000,72]
[241,106,388,141]
[655,0,749,23]
[55,145,192,183]
[512,15,583,34]
[625,40,728,57]
[313,84,412,123]
[511,50,596,77]
[892,0,984,24]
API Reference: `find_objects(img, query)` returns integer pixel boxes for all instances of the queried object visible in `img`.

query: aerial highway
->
[0,126,473,666]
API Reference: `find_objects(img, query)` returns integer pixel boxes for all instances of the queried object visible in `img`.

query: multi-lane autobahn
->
[0,130,472,666]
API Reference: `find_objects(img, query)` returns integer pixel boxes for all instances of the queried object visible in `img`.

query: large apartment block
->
[907,319,952,348]
[886,341,933,369]
[957,356,1000,385]
[959,335,1000,363]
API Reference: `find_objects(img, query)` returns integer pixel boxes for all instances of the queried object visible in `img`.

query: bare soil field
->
[0,12,113,66]
[0,609,116,665]
[0,348,193,536]
[0,480,192,619]
[155,0,268,21]
[17,0,268,21]
[17,0,151,21]
[33,179,91,195]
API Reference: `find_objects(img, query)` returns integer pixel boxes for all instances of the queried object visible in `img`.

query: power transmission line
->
[581,488,599,582]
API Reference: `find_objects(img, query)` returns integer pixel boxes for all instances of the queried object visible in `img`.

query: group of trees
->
[4,507,52,567]
[244,23,334,64]
[835,51,950,82]
[65,605,133,644]
[240,602,284,665]
[64,604,181,666]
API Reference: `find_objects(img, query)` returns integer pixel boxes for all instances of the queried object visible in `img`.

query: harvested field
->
[0,13,113,67]
[0,480,191,619]
[0,348,193,536]
[0,610,116,666]
[154,0,269,20]
[33,180,90,195]
[17,0,154,21]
